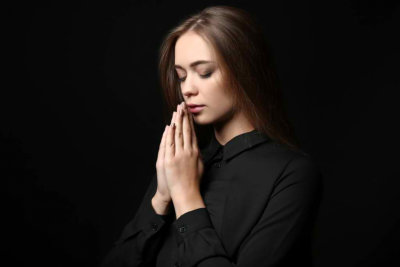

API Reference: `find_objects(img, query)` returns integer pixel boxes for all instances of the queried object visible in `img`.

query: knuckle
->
[178,153,185,161]
[156,160,163,168]
[166,158,176,166]
[164,159,172,166]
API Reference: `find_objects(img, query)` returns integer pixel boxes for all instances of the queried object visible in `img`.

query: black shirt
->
[100,129,323,267]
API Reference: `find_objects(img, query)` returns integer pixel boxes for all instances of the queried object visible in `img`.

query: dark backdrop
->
[3,0,399,266]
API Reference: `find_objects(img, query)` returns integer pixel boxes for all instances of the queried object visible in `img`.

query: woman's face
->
[174,31,235,126]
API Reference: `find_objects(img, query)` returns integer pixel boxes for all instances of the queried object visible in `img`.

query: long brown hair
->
[157,5,300,152]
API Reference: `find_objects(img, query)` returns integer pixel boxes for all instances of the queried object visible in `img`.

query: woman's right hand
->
[153,107,178,212]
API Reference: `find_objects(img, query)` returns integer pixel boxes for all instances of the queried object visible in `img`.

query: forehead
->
[174,31,216,66]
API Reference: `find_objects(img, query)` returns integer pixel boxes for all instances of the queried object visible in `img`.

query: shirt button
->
[151,223,159,231]
[215,162,221,168]
[174,262,182,267]
[178,226,186,233]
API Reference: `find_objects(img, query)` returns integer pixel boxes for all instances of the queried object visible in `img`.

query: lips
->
[187,104,205,108]
[187,105,205,114]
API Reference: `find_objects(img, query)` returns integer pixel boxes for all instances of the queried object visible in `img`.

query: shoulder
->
[237,141,323,186]
[263,142,323,190]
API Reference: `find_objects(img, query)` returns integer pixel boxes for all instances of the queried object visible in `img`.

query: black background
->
[3,0,400,266]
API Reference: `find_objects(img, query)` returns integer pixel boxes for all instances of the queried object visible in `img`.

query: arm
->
[171,154,323,267]
[100,173,175,267]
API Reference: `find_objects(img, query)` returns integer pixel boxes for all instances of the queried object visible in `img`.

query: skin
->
[152,30,255,219]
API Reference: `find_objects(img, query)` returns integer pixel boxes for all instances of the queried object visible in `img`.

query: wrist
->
[154,190,171,203]
[152,195,172,216]
[171,188,205,219]
[170,185,200,200]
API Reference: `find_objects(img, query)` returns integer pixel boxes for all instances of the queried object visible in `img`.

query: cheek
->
[203,73,232,110]
[209,91,233,114]
[206,75,227,99]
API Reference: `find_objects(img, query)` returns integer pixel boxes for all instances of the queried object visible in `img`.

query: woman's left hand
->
[164,101,204,199]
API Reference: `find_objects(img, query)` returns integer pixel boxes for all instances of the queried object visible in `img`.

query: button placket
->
[211,160,223,168]
[151,223,159,231]
[178,225,186,233]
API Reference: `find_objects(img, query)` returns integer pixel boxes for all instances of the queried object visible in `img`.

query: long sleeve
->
[170,154,323,267]
[100,172,175,267]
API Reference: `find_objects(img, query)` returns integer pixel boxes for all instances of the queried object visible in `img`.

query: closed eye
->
[178,72,212,82]
[201,72,212,78]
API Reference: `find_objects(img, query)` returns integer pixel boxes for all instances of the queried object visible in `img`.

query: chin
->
[192,114,213,126]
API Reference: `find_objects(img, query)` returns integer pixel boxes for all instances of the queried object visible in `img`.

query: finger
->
[187,105,198,149]
[182,102,191,150]
[166,111,176,158]
[163,110,175,157]
[158,125,168,160]
[175,103,184,154]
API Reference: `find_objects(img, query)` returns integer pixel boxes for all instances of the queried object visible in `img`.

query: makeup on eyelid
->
[177,71,212,82]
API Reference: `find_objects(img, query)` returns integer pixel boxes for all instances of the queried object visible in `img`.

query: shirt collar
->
[201,129,271,165]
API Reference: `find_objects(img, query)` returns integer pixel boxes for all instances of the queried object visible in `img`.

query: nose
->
[180,73,199,98]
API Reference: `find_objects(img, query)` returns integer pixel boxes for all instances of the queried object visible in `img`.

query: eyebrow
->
[174,60,215,70]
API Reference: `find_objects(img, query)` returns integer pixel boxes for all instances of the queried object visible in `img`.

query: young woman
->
[101,5,323,267]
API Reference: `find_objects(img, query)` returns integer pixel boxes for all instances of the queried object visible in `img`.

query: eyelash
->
[178,72,212,82]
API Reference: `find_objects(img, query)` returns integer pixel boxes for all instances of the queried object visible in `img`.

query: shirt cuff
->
[117,195,175,244]
[172,208,212,246]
